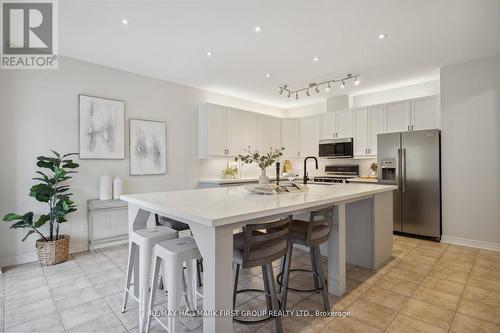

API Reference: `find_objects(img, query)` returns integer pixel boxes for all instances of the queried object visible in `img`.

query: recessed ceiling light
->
[265,73,271,78]
[378,33,388,39]
[206,51,212,57]
[313,56,319,62]
[121,19,129,25]
[254,26,262,33]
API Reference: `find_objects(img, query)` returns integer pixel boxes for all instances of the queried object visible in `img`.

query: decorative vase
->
[113,177,123,199]
[36,234,70,266]
[99,174,112,200]
[259,168,270,185]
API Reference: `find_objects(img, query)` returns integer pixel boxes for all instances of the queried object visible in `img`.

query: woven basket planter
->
[36,234,70,266]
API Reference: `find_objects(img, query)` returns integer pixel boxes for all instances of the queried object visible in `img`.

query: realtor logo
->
[1,0,58,69]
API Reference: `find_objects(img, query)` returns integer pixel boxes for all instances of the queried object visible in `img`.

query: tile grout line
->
[445,249,478,333]
[73,249,129,332]
[381,240,447,332]
[41,261,67,332]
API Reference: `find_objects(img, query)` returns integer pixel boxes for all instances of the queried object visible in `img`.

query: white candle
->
[113,177,123,199]
[99,174,112,200]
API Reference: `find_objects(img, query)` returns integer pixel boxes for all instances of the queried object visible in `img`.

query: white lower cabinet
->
[281,118,300,158]
[299,116,320,157]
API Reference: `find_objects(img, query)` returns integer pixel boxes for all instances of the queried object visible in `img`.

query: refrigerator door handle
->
[402,148,407,192]
[397,148,402,191]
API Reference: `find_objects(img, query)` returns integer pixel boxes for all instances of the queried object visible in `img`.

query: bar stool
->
[277,207,335,311]
[121,226,177,333]
[145,236,202,333]
[156,214,203,287]
[232,215,292,333]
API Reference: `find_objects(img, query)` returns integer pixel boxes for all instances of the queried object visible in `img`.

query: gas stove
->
[313,165,359,184]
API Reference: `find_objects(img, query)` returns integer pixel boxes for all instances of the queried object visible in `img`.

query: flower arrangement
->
[235,147,285,170]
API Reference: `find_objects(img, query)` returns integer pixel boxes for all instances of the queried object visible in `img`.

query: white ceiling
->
[59,0,500,109]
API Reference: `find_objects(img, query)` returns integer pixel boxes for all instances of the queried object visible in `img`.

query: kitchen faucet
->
[303,156,318,185]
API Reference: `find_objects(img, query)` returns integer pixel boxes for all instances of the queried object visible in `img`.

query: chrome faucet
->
[303,156,318,185]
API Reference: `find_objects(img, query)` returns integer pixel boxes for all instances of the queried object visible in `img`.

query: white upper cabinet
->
[199,103,227,158]
[411,95,439,130]
[299,116,320,157]
[320,112,336,139]
[281,118,300,158]
[386,100,411,133]
[354,107,369,157]
[256,115,281,153]
[368,104,386,156]
[225,108,244,157]
[335,109,354,138]
[238,111,257,154]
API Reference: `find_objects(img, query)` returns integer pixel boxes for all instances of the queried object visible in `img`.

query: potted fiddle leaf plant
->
[235,147,285,184]
[3,151,79,265]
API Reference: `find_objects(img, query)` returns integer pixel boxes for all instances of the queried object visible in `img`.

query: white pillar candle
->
[113,177,123,199]
[99,174,113,200]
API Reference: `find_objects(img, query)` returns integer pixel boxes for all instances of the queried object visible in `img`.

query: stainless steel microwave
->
[318,138,354,158]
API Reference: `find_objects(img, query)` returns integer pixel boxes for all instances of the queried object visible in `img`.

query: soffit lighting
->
[279,73,359,100]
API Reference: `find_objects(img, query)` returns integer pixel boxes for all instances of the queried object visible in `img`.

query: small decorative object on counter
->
[2,150,79,265]
[282,160,292,174]
[235,147,285,185]
[276,161,281,185]
[223,162,240,179]
[370,162,378,177]
[113,177,123,199]
[99,174,113,200]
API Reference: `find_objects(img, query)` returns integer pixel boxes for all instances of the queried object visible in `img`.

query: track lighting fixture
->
[278,73,359,100]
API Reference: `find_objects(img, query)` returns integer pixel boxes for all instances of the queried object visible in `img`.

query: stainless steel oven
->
[318,138,353,158]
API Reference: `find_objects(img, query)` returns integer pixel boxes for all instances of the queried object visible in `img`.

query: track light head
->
[287,92,291,98]
[354,76,360,85]
[279,88,283,95]
[315,86,320,93]
[306,89,310,97]
[295,92,298,100]
[340,81,345,89]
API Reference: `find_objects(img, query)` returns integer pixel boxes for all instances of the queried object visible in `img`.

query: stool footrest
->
[276,269,324,293]
[233,288,281,325]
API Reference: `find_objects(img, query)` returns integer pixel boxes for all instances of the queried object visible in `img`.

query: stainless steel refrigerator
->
[377,129,441,239]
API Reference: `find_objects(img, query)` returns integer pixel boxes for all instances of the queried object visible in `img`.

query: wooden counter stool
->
[232,215,292,333]
[277,207,335,311]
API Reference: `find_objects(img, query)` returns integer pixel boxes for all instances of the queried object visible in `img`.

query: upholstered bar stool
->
[277,207,335,311]
[232,215,292,333]
[121,226,177,332]
[145,236,202,333]
[156,214,204,287]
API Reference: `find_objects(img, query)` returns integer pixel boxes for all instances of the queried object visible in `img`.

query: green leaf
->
[10,221,30,229]
[22,230,35,241]
[30,183,53,202]
[50,150,61,158]
[3,213,21,221]
[21,212,34,223]
[62,162,79,169]
[34,214,50,228]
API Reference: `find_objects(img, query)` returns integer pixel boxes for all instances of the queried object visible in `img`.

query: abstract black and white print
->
[79,95,125,159]
[129,119,166,175]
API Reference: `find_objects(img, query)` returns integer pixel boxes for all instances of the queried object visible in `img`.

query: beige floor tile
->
[396,261,434,274]
[386,267,426,284]
[411,286,460,311]
[450,312,500,333]
[418,241,448,250]
[470,266,500,281]
[386,313,446,333]
[440,252,476,264]
[346,298,397,330]
[361,285,408,311]
[401,298,454,330]
[446,245,479,256]
[462,285,500,307]
[434,260,473,273]
[430,267,469,284]
[347,266,382,285]
[402,253,439,265]
[420,276,465,296]
[331,291,361,311]
[457,298,500,325]
[322,317,382,333]
[474,258,500,272]
[375,275,419,297]
[477,250,500,264]
[467,275,500,293]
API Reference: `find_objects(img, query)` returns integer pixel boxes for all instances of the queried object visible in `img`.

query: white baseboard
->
[441,235,500,252]
[0,242,90,269]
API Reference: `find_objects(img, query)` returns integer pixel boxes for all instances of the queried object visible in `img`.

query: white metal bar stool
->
[121,226,177,333]
[145,236,202,333]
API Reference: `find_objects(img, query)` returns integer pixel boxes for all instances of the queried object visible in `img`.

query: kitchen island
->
[121,183,396,333]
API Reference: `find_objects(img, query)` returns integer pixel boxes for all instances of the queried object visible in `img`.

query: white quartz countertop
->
[348,177,379,183]
[199,177,259,184]
[121,183,396,227]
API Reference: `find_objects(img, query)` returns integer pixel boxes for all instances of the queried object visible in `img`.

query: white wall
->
[440,55,500,249]
[0,56,283,267]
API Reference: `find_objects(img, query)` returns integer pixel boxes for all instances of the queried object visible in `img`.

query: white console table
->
[87,199,129,253]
